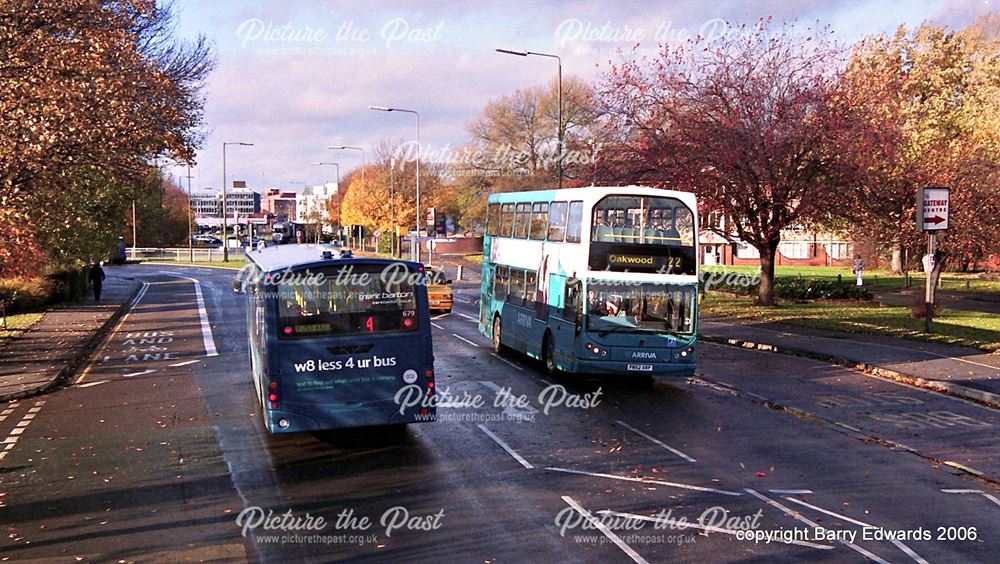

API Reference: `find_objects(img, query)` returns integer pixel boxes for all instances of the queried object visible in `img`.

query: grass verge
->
[701,293,1000,353]
[702,265,1000,295]
[0,313,44,348]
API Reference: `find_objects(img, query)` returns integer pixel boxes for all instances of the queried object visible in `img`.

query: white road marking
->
[431,322,444,330]
[431,313,450,320]
[75,281,149,385]
[168,359,200,367]
[783,496,927,564]
[452,333,480,348]
[562,497,649,564]
[616,420,696,463]
[744,489,891,564]
[597,509,833,550]
[490,353,523,371]
[479,380,539,419]
[941,489,1000,508]
[547,467,741,496]
[123,369,157,378]
[77,380,109,388]
[189,277,218,357]
[477,424,533,469]
[458,313,478,322]
[0,400,43,465]
[769,489,813,495]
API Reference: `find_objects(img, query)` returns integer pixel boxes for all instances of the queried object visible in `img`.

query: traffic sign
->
[917,187,949,231]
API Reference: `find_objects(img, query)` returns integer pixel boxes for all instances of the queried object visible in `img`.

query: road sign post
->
[917,187,950,332]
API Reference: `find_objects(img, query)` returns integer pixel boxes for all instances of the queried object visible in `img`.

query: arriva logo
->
[631,351,657,359]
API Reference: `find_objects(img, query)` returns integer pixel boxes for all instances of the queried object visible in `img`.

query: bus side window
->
[524,270,537,307]
[529,203,548,240]
[500,204,515,237]
[566,201,583,243]
[509,269,525,305]
[548,201,568,241]
[514,203,531,238]
[486,203,500,236]
[494,266,509,300]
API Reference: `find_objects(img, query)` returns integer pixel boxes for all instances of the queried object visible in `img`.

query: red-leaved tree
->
[597,19,867,305]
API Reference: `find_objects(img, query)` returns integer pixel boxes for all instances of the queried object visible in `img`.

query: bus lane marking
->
[75,281,149,384]
[616,419,696,463]
[782,496,928,564]
[123,369,157,378]
[562,496,650,564]
[169,359,200,368]
[477,424,533,469]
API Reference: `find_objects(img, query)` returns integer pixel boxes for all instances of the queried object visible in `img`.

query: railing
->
[127,247,246,263]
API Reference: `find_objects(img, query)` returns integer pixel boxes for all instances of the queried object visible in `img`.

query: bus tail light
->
[268,381,278,390]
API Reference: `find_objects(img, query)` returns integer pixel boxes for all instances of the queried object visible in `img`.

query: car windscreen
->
[275,263,419,339]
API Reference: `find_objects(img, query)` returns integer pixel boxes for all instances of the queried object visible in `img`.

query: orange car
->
[425,266,453,313]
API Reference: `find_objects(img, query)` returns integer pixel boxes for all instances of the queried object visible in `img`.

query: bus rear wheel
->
[492,316,505,354]
[543,332,560,376]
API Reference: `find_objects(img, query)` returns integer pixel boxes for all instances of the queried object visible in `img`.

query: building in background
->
[262,188,298,222]
[295,182,336,225]
[189,192,221,217]
[699,212,854,267]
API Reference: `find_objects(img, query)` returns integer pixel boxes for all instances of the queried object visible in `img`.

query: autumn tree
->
[597,19,857,305]
[0,0,212,275]
[832,18,1000,277]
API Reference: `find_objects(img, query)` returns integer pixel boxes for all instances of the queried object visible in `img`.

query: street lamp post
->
[310,162,340,244]
[327,145,366,183]
[185,163,195,262]
[369,105,420,261]
[496,48,562,189]
[222,142,254,261]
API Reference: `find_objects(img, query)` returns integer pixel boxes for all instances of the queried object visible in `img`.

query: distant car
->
[192,234,223,248]
[424,265,453,313]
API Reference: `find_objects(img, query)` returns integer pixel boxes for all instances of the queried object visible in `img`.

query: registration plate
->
[627,364,654,372]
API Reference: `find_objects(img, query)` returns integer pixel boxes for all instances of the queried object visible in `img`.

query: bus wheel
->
[492,316,505,353]
[543,332,560,376]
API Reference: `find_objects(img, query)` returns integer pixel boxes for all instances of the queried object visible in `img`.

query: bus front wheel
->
[492,316,505,354]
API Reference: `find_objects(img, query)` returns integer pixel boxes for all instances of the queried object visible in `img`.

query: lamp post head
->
[368,105,392,112]
[496,48,528,56]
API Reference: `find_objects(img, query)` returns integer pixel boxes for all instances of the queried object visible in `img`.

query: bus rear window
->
[276,264,419,338]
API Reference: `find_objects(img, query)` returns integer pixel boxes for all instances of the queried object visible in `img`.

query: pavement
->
[0,269,139,401]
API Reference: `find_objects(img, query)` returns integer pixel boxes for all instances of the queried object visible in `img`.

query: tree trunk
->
[757,240,780,306]
[891,246,903,275]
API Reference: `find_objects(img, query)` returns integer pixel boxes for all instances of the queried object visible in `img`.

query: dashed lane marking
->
[562,497,649,564]
[596,509,833,551]
[77,380,109,388]
[941,489,1000,508]
[169,359,200,367]
[490,353,524,372]
[782,496,927,564]
[458,313,478,322]
[478,424,533,469]
[616,419,696,463]
[547,466,741,496]
[452,333,480,348]
[744,489,890,564]
[0,400,44,464]
[431,322,445,330]
[123,369,157,378]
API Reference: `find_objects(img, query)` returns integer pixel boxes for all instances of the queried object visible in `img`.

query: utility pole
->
[185,164,194,262]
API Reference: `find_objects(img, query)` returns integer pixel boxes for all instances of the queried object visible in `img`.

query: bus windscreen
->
[276,264,419,338]
[586,282,695,335]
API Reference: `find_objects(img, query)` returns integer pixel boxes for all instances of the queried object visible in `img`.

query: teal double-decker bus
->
[242,245,436,433]
[479,186,699,378]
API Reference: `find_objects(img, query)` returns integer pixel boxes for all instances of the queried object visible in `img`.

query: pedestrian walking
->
[853,254,864,286]
[89,261,106,301]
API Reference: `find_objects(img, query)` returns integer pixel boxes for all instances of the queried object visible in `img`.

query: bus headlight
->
[278,419,290,429]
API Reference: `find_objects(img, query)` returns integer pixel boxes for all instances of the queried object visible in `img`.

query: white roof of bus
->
[245,244,403,273]
[487,185,697,208]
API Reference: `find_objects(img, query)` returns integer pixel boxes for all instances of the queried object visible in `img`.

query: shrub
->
[703,277,872,301]
[0,277,57,313]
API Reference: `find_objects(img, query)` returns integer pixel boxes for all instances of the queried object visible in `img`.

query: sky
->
[165,0,998,194]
